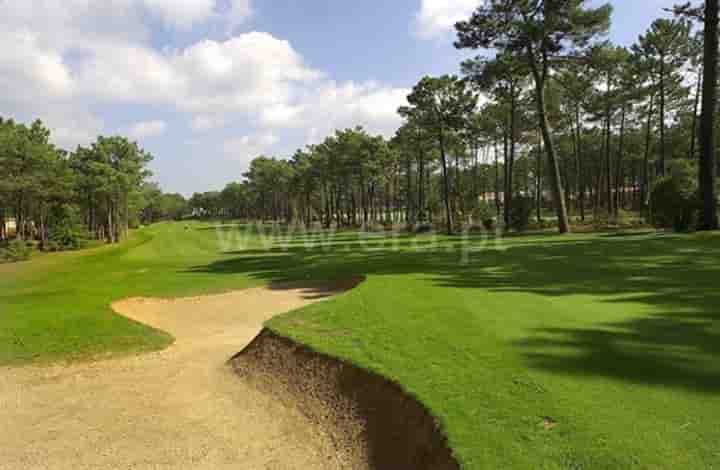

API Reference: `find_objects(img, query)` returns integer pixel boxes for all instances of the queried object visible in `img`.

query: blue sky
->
[1,0,682,195]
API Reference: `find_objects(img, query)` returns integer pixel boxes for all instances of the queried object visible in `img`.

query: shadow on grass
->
[188,231,720,394]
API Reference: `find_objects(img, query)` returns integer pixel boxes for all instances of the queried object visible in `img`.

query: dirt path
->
[0,283,352,470]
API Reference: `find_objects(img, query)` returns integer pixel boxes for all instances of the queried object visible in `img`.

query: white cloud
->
[287,81,410,144]
[77,44,183,104]
[172,32,322,116]
[126,120,168,140]
[222,132,279,162]
[226,0,254,33]
[415,0,479,39]
[0,0,410,188]
[0,31,74,99]
[142,0,215,29]
[259,104,304,127]
[191,115,227,131]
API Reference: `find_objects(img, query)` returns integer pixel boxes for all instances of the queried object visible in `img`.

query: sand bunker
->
[0,278,458,470]
[0,283,351,470]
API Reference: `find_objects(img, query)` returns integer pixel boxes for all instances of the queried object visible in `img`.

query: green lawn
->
[2,221,719,469]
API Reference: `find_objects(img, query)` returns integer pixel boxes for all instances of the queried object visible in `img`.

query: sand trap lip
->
[0,279,362,470]
[1,275,458,470]
[232,329,460,470]
[111,278,365,347]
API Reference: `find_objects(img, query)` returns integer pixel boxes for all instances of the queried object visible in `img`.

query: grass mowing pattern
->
[2,222,719,468]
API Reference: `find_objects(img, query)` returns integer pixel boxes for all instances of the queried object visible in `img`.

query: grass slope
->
[0,222,264,364]
[2,222,719,468]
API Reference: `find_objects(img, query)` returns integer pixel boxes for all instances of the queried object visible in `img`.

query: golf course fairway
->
[1,222,719,469]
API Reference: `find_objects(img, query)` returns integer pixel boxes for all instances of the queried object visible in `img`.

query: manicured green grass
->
[0,222,266,364]
[2,222,719,468]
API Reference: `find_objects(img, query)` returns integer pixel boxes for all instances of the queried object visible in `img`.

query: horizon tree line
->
[1,118,187,251]
[4,1,719,245]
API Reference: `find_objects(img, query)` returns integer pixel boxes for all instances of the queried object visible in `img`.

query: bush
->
[529,218,557,230]
[591,209,637,229]
[508,197,533,232]
[472,202,496,231]
[0,239,32,263]
[650,160,699,232]
[415,223,433,234]
[47,204,86,250]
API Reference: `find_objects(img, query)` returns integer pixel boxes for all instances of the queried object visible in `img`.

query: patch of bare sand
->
[0,281,356,470]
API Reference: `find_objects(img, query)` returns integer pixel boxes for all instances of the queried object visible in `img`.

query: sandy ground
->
[0,284,350,470]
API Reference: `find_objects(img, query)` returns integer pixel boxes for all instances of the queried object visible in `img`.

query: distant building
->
[4,218,16,236]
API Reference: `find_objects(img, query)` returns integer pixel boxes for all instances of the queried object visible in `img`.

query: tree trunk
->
[574,104,585,221]
[439,129,453,234]
[39,204,47,249]
[494,141,501,220]
[454,153,462,219]
[107,198,114,243]
[503,124,509,227]
[507,84,517,226]
[472,141,479,206]
[699,0,719,230]
[417,150,425,223]
[536,129,542,223]
[659,57,667,176]
[614,104,626,216]
[641,94,655,211]
[690,65,702,160]
[604,103,613,216]
[529,58,570,233]
[405,153,413,226]
[124,193,129,239]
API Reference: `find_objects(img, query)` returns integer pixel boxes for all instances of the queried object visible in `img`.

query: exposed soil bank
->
[231,328,460,470]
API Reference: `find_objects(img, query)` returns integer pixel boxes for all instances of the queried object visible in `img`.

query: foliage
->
[0,116,164,248]
[47,204,85,251]
[508,196,533,232]
[0,238,32,263]
[472,201,496,230]
[650,160,699,231]
[141,183,189,223]
[455,0,612,234]
[400,75,478,234]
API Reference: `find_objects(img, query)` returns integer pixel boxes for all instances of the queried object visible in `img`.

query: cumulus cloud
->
[173,32,322,116]
[226,0,254,33]
[222,133,279,163]
[292,81,410,144]
[142,0,215,29]
[0,0,410,184]
[415,0,479,39]
[0,31,74,100]
[126,120,168,140]
[191,115,227,131]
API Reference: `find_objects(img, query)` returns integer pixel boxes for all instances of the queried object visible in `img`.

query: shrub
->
[609,209,632,227]
[47,204,86,250]
[508,197,533,232]
[650,160,699,232]
[472,202,496,231]
[0,239,32,263]
[529,218,557,230]
[415,223,433,234]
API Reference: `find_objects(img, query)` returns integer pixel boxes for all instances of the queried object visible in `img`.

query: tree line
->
[6,1,718,245]
[0,118,188,254]
[193,1,718,235]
